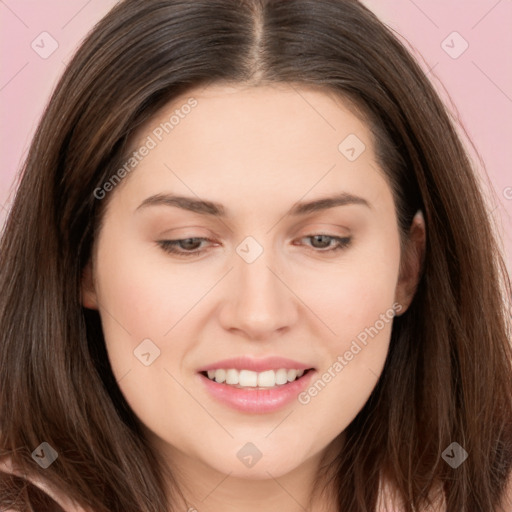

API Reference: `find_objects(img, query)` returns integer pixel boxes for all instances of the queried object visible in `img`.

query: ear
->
[394,210,426,315]
[81,261,98,310]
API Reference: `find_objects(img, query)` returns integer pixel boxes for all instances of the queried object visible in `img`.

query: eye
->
[157,237,214,257]
[157,234,351,258]
[297,234,352,253]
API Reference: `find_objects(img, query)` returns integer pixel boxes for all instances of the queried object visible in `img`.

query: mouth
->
[197,364,317,413]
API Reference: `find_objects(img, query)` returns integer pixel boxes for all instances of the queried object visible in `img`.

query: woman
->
[1,0,511,511]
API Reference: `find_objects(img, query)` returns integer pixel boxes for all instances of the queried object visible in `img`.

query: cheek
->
[94,228,217,345]
[293,231,400,417]
[297,229,401,343]
[93,234,202,435]
[296,298,396,444]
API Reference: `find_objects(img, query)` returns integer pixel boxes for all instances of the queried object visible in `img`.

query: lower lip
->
[198,370,316,413]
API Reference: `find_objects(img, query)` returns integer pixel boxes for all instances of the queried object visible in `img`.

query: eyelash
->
[157,234,352,258]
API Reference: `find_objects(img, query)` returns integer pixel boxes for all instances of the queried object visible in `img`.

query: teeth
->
[258,370,276,387]
[226,369,239,385]
[204,368,307,388]
[275,369,288,385]
[287,369,297,382]
[212,369,226,383]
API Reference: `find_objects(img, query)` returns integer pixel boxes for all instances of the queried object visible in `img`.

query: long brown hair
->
[1,1,511,510]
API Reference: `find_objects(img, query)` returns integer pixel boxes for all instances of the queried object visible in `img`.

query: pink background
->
[1,0,511,273]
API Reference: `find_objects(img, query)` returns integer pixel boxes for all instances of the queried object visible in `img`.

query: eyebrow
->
[135,192,371,217]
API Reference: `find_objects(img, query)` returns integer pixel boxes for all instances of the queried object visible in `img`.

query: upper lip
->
[197,356,314,373]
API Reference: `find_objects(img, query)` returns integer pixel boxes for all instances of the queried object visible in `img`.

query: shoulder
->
[377,476,446,512]
[0,455,90,512]
[378,473,512,512]
[499,471,512,512]
[376,476,408,512]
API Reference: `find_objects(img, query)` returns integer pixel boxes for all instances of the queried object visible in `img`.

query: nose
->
[218,246,299,341]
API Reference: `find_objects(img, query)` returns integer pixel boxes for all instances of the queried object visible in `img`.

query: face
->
[82,83,424,484]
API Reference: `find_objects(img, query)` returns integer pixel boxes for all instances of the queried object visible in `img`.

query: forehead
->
[111,82,390,214]
[136,82,372,153]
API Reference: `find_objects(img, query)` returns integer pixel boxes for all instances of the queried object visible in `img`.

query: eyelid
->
[297,221,351,234]
[156,226,219,238]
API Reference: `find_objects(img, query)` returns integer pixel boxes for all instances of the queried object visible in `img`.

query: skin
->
[82,82,426,512]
